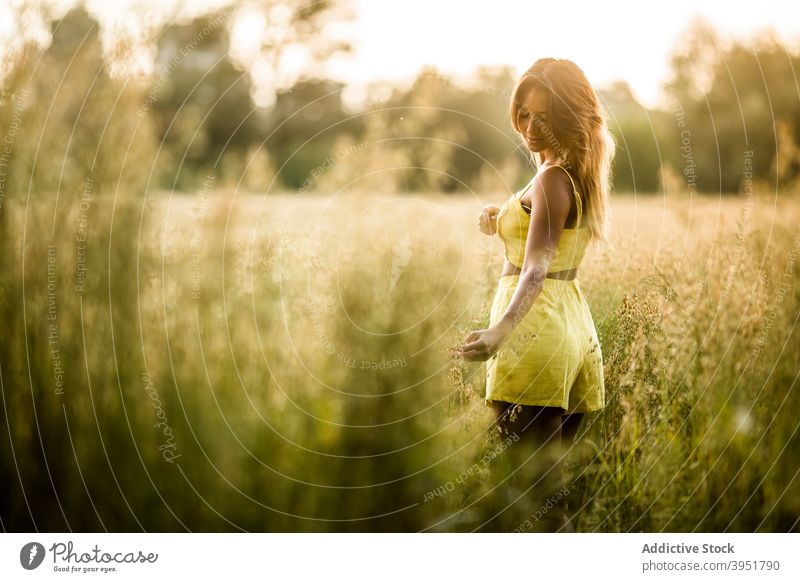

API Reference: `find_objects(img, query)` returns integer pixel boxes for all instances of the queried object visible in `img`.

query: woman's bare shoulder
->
[522,165,573,208]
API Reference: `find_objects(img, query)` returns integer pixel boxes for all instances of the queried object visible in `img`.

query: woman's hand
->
[478,204,500,235]
[451,324,511,362]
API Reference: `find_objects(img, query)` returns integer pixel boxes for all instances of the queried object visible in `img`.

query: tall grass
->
[1,190,798,532]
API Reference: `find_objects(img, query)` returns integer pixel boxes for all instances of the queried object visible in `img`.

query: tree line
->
[1,7,797,198]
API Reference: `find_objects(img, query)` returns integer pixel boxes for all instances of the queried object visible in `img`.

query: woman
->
[454,58,615,532]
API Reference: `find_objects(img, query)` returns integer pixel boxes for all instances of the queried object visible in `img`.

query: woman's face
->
[517,87,553,153]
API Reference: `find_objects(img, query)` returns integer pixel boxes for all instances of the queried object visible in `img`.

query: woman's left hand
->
[452,325,510,362]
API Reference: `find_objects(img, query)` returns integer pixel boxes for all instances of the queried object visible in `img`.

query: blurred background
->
[1,0,799,532]
[2,0,800,195]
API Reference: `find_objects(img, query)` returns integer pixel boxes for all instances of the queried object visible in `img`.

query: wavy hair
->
[509,58,616,245]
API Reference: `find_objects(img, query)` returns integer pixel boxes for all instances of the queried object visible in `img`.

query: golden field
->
[2,189,799,532]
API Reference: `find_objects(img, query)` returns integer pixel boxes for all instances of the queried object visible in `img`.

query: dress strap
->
[549,164,577,192]
[549,164,583,229]
[515,175,536,200]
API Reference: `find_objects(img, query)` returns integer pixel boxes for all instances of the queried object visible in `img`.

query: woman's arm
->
[493,167,572,336]
[455,167,572,361]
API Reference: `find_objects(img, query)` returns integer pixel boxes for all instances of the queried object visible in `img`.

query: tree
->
[148,0,356,191]
[1,6,158,199]
[662,18,800,193]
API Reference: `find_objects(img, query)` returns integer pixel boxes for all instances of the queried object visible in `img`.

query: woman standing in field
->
[454,58,615,532]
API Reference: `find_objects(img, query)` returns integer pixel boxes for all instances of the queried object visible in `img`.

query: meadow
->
[2,188,799,532]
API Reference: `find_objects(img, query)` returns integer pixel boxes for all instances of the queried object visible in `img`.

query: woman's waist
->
[500,260,578,281]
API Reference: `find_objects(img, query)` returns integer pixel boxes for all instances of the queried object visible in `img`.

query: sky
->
[2,0,799,110]
[329,0,800,110]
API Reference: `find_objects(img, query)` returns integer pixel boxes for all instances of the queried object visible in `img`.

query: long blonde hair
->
[509,58,616,245]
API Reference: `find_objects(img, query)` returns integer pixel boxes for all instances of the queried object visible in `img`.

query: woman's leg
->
[561,412,584,449]
[557,412,584,532]
[488,401,567,532]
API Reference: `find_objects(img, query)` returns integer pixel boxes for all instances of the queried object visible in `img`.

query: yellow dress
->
[484,165,605,414]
